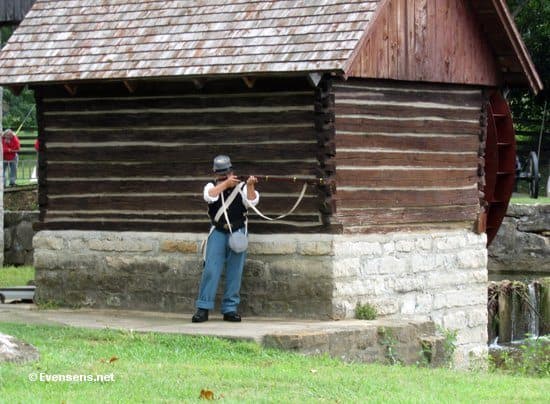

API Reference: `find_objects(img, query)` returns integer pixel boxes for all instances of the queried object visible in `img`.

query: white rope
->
[241,182,308,221]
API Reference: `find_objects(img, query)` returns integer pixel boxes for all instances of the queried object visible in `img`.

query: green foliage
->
[378,327,401,365]
[2,87,37,131]
[0,266,35,287]
[1,27,37,132]
[0,323,549,402]
[490,337,550,377]
[35,299,63,310]
[437,326,458,368]
[0,26,14,47]
[355,302,377,320]
[511,195,550,204]
[506,0,549,120]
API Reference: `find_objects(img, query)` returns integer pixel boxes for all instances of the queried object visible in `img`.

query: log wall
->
[35,77,335,233]
[332,78,484,233]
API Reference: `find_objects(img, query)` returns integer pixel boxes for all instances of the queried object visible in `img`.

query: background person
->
[2,129,20,187]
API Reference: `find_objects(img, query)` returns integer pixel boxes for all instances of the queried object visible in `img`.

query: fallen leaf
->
[200,389,214,400]
[109,356,119,363]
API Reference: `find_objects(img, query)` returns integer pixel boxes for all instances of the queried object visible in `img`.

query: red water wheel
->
[484,92,516,245]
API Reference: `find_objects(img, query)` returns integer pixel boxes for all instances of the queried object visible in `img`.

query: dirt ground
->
[3,186,38,211]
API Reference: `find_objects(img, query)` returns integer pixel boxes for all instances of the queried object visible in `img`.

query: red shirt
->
[2,135,20,161]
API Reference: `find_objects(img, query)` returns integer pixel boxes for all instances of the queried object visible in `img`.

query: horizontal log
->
[335,188,479,208]
[48,144,318,162]
[34,221,341,234]
[47,161,321,178]
[47,195,322,213]
[336,117,481,135]
[335,133,479,152]
[335,205,480,226]
[46,179,320,196]
[341,221,475,235]
[44,212,322,223]
[335,151,478,168]
[335,104,480,121]
[43,126,318,144]
[334,84,483,107]
[43,110,314,128]
[44,93,314,112]
[336,169,478,187]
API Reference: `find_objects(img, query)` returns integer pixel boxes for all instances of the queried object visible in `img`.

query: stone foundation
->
[489,203,550,279]
[34,228,487,367]
[4,211,38,266]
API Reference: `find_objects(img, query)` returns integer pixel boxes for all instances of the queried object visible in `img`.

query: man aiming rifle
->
[192,155,259,323]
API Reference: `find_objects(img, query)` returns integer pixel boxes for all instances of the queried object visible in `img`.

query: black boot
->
[223,312,241,322]
[192,308,209,323]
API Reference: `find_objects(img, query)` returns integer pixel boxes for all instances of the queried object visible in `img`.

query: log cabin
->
[0,0,542,366]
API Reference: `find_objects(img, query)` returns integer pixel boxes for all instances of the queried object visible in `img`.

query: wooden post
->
[498,289,512,343]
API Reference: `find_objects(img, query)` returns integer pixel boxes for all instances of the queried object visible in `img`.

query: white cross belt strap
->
[240,182,308,221]
[214,182,244,224]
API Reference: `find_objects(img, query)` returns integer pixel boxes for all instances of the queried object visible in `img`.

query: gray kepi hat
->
[213,155,233,174]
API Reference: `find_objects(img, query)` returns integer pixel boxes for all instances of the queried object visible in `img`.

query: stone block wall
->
[34,228,487,367]
[489,204,550,278]
[4,211,38,266]
[331,230,488,366]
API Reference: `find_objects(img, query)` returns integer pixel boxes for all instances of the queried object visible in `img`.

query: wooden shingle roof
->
[0,0,382,85]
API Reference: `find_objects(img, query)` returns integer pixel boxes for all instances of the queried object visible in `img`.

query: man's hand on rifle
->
[223,175,240,189]
[246,176,257,201]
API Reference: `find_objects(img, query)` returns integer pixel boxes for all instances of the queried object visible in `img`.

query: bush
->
[355,302,377,320]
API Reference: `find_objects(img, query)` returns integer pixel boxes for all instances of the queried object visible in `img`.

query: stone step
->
[0,305,444,366]
[262,318,443,365]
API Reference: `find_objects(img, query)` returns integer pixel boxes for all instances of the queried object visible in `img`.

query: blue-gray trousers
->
[195,228,247,314]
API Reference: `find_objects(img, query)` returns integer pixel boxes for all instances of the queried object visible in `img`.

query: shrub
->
[355,302,377,320]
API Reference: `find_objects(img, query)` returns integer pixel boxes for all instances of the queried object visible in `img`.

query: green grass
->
[0,323,548,403]
[510,195,550,204]
[0,266,35,287]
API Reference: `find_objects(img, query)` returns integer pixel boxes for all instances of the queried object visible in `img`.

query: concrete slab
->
[0,304,441,365]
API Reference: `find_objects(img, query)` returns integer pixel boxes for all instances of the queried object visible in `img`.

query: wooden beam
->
[7,85,24,96]
[192,78,205,89]
[242,76,256,88]
[307,72,322,88]
[63,84,78,96]
[123,80,137,94]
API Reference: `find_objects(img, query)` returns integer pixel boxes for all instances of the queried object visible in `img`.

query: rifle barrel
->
[221,175,328,185]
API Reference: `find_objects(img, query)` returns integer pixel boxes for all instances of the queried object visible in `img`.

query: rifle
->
[218,175,330,186]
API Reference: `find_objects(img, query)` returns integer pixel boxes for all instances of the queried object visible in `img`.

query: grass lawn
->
[0,266,35,287]
[0,323,548,403]
[510,195,550,204]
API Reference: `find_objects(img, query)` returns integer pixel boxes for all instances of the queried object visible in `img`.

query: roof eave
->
[491,0,543,94]
[0,69,345,88]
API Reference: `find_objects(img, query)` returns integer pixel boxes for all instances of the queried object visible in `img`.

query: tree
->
[506,0,549,122]
[2,87,37,131]
[1,25,37,132]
